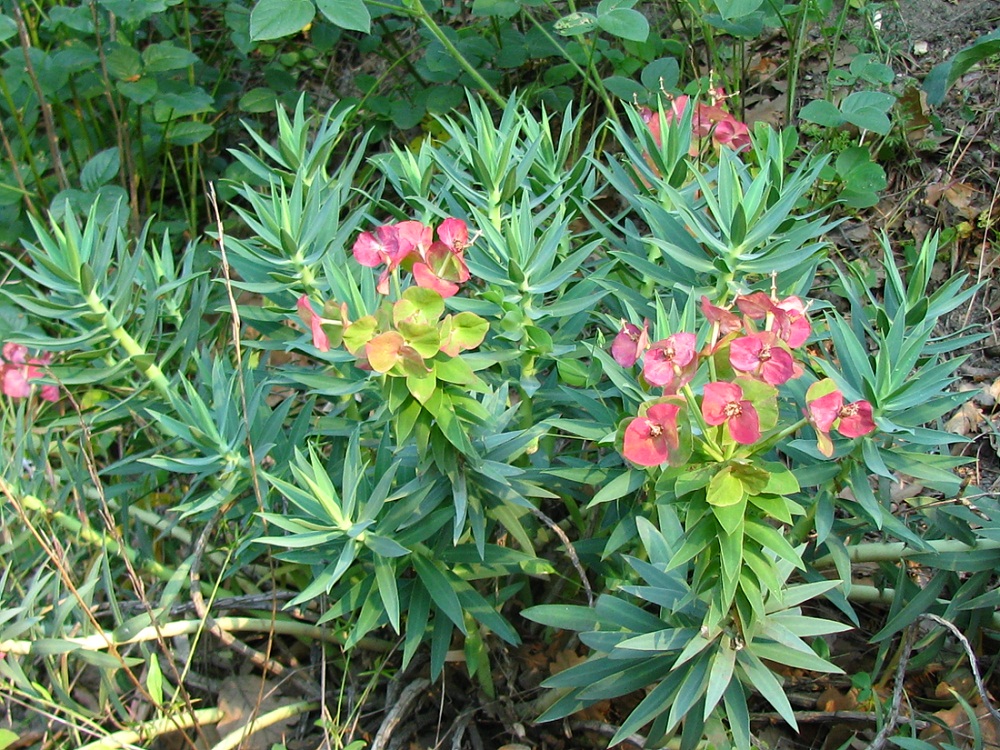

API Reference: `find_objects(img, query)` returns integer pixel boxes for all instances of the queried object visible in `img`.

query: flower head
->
[643,333,698,392]
[729,331,795,385]
[700,296,742,336]
[623,401,683,466]
[773,296,811,348]
[806,381,876,456]
[412,238,470,299]
[297,296,330,352]
[611,320,650,367]
[1,343,58,402]
[702,381,760,445]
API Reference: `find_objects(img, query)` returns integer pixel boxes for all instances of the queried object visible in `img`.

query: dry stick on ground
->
[187,510,322,700]
[529,506,594,606]
[921,613,1000,729]
[370,678,431,750]
[864,624,917,750]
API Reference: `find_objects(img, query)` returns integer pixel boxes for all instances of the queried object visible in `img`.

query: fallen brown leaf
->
[944,401,985,437]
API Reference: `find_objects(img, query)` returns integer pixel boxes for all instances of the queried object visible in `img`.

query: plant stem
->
[404,0,506,108]
[84,289,173,400]
[17,493,175,583]
[77,708,226,750]
[812,538,1000,569]
[211,701,321,750]
[0,615,393,657]
[847,584,1000,631]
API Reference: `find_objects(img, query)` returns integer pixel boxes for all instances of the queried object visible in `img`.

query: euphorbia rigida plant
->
[525,290,876,747]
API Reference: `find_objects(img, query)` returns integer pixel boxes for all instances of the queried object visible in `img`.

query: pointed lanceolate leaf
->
[406,371,437,404]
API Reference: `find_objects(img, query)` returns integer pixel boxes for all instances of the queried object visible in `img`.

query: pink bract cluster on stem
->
[806,386,876,457]
[639,89,751,153]
[614,291,877,466]
[352,217,471,298]
[1,343,58,402]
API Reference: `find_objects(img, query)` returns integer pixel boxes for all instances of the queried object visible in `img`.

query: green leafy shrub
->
[0,91,993,749]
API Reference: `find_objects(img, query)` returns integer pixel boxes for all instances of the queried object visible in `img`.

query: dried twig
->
[371,678,430,750]
[530,506,594,606]
[868,624,918,750]
[920,613,1000,729]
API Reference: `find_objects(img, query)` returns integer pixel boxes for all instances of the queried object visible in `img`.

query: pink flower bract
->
[837,400,876,438]
[774,296,811,348]
[806,386,876,455]
[643,333,697,391]
[729,332,795,385]
[1,343,58,402]
[623,401,682,467]
[611,320,649,368]
[297,295,330,352]
[702,381,760,445]
[700,296,742,336]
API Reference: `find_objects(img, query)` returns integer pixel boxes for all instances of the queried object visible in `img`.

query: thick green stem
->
[752,416,809,456]
[77,708,226,750]
[19,493,175,583]
[848,584,1000,631]
[0,615,393,656]
[813,538,1000,570]
[84,289,173,400]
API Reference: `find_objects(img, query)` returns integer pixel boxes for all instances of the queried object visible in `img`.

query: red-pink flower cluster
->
[352,217,471,298]
[806,382,876,457]
[614,291,876,466]
[1,343,58,402]
[639,90,751,153]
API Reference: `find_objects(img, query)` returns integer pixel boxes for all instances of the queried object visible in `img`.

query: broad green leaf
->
[439,311,488,354]
[250,0,315,40]
[707,466,744,508]
[924,28,1000,104]
[316,0,371,32]
[80,148,121,192]
[165,122,215,146]
[142,42,199,72]
[760,461,799,495]
[0,729,19,750]
[713,0,763,19]
[588,469,645,507]
[798,99,843,128]
[0,15,16,43]
[597,7,649,41]
[367,331,405,373]
[554,11,598,35]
